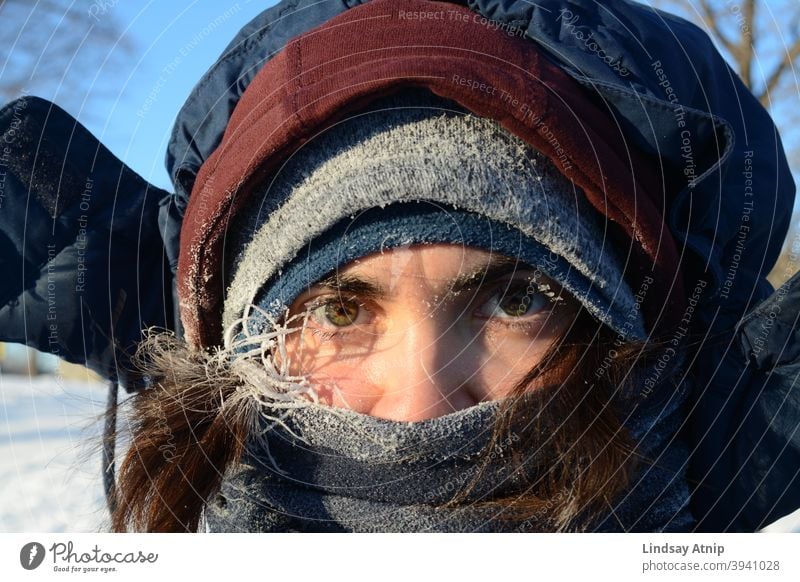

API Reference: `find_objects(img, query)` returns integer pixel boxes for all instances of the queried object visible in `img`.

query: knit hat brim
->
[222,92,646,341]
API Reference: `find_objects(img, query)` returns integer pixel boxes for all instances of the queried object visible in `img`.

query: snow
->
[0,372,797,533]
[0,373,109,532]
[761,507,800,533]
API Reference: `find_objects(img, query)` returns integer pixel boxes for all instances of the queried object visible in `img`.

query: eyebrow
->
[313,254,533,299]
[314,271,386,299]
[450,255,524,294]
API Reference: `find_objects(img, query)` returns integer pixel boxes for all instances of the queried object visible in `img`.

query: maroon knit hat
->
[178,0,686,348]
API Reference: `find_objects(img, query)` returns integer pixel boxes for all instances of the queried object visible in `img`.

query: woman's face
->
[283,244,578,421]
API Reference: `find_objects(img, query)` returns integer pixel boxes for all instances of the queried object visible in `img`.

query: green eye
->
[480,283,549,319]
[499,287,534,316]
[317,300,360,327]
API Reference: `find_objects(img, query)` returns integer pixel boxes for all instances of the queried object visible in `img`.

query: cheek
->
[477,324,560,398]
[283,342,385,412]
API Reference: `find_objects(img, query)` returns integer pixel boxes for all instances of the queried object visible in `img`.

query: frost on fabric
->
[220,303,341,473]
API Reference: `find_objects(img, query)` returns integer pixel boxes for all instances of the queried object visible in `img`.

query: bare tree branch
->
[0,0,135,116]
[697,0,739,59]
[738,0,756,88]
[760,35,800,106]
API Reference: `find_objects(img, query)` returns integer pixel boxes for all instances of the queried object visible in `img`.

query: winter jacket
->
[0,0,797,531]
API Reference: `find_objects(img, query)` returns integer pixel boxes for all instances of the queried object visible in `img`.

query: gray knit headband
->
[222,89,645,341]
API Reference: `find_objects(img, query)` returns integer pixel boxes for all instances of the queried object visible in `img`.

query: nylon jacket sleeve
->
[0,96,173,391]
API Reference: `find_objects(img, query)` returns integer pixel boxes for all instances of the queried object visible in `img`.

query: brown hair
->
[110,332,251,532]
[110,303,674,533]
[450,307,659,531]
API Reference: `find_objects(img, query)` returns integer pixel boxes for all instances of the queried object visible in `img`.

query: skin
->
[282,244,579,421]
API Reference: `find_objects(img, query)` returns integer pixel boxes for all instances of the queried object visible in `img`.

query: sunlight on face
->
[282,244,579,421]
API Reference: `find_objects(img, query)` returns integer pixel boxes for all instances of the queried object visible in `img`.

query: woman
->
[0,0,797,532]
[118,79,690,532]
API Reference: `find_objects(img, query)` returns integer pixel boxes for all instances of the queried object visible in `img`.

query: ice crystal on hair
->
[223,304,318,403]
[216,303,333,472]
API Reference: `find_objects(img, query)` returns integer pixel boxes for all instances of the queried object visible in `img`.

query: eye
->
[306,297,369,329]
[476,281,550,319]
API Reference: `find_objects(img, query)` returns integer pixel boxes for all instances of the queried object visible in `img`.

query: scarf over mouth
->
[202,376,695,533]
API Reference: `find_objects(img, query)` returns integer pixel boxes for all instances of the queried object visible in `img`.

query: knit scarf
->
[202,377,696,533]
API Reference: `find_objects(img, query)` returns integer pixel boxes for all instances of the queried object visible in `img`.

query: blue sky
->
[66,1,279,191]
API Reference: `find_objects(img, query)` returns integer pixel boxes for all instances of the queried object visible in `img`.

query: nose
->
[367,314,479,421]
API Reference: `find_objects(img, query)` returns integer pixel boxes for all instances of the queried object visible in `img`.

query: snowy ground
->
[0,372,797,533]
[0,373,109,532]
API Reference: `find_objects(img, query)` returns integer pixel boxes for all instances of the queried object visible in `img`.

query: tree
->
[0,0,135,117]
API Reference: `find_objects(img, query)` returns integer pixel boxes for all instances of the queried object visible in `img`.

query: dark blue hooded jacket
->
[0,0,797,531]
